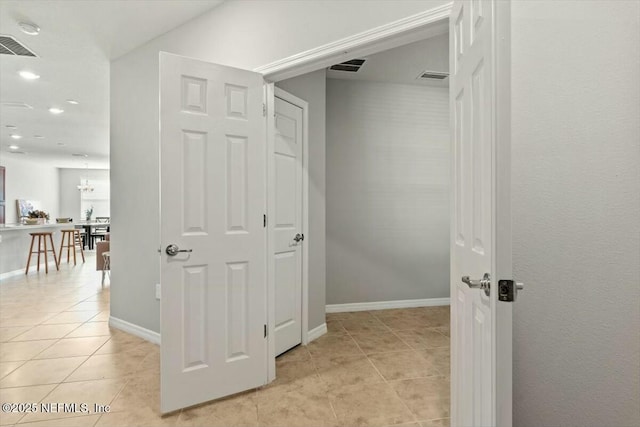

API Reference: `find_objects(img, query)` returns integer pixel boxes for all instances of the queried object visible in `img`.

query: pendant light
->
[77,163,95,192]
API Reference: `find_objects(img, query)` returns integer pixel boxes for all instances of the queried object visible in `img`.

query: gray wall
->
[326,79,449,304]
[276,70,327,329]
[0,155,59,224]
[58,169,82,220]
[511,1,640,426]
[111,0,448,333]
[58,168,109,221]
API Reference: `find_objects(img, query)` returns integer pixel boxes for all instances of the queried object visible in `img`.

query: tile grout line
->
[344,318,421,426]
[300,339,342,425]
[351,310,450,425]
[9,278,115,424]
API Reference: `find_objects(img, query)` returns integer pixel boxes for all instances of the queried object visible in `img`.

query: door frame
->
[265,85,310,381]
[258,1,513,424]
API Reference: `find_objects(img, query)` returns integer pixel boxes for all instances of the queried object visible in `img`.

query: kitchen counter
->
[0,223,70,232]
[0,223,72,276]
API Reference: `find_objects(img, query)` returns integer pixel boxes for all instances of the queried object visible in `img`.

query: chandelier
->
[77,164,95,192]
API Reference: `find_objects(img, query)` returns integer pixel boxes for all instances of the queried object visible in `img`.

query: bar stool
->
[25,232,59,274]
[58,229,85,265]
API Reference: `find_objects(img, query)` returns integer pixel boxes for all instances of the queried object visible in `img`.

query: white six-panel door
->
[159,52,267,414]
[450,0,506,426]
[272,93,304,356]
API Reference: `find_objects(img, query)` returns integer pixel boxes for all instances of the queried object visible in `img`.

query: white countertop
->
[0,223,70,232]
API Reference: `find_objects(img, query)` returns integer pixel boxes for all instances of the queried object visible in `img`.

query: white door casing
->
[450,0,512,426]
[272,91,305,356]
[159,52,268,414]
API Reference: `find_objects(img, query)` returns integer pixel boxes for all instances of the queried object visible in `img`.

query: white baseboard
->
[0,269,25,280]
[1,261,61,281]
[109,316,161,345]
[326,297,450,313]
[307,323,327,343]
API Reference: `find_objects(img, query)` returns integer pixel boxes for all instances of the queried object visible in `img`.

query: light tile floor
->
[0,253,450,427]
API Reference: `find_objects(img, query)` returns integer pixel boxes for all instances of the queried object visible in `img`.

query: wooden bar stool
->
[58,229,85,265]
[25,232,59,274]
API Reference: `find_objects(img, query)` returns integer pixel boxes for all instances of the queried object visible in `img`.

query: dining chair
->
[91,217,110,249]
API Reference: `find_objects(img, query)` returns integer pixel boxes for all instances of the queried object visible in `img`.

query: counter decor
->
[26,210,50,225]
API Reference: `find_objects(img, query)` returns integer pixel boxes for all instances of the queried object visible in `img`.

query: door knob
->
[165,244,193,256]
[293,233,304,243]
[461,272,491,296]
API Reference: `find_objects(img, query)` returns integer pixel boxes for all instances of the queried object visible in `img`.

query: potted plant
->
[26,210,50,225]
[85,205,93,221]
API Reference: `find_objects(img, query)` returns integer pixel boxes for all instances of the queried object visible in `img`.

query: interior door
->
[272,91,304,356]
[159,52,267,414]
[450,0,512,426]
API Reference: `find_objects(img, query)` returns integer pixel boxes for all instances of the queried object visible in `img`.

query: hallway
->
[0,257,450,426]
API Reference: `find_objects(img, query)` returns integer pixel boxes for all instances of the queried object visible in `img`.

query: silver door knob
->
[293,233,304,242]
[462,272,491,296]
[166,244,193,256]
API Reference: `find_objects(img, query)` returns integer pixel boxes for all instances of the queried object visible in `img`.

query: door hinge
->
[262,103,266,117]
[264,324,267,338]
[263,214,267,228]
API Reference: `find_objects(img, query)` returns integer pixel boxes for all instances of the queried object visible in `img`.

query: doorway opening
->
[270,29,453,424]
[158,2,512,422]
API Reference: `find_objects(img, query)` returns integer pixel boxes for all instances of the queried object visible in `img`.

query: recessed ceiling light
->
[71,153,88,157]
[18,22,40,36]
[9,145,20,150]
[66,99,79,105]
[19,70,40,80]
[10,134,22,139]
[34,135,44,139]
[57,142,66,146]
[49,107,64,114]
[5,125,17,129]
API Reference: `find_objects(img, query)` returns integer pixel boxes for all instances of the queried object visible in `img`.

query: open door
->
[450,1,513,426]
[159,52,268,413]
[271,88,305,356]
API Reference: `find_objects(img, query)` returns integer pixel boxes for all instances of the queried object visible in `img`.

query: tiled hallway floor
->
[0,255,450,427]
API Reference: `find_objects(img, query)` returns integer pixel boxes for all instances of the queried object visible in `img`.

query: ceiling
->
[327,33,449,88]
[0,0,224,168]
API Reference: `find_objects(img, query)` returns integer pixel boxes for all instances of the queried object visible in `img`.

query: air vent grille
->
[0,44,13,55]
[418,71,449,80]
[1,102,34,109]
[342,59,365,66]
[0,35,37,57]
[330,59,366,72]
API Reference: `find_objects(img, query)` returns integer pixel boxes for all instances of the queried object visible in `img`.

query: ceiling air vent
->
[418,70,449,80]
[1,102,33,109]
[330,59,366,72]
[0,35,37,57]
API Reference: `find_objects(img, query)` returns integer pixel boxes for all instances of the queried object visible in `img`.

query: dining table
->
[75,221,110,250]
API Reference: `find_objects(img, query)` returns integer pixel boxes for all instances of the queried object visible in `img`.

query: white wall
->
[111,0,449,333]
[58,168,110,221]
[276,70,327,329]
[0,155,59,224]
[58,169,82,220]
[326,79,449,304]
[511,1,640,426]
